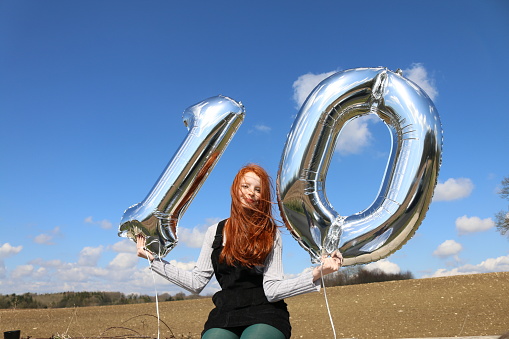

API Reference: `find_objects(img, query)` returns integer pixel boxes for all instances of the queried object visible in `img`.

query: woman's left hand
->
[136,234,155,262]
[312,250,343,281]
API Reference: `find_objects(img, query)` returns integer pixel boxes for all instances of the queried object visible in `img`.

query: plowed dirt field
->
[1,272,508,339]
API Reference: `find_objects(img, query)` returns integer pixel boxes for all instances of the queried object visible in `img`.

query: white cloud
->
[0,248,199,296]
[33,226,61,245]
[433,178,474,202]
[455,215,495,235]
[55,265,88,282]
[336,115,379,155]
[178,226,207,248]
[292,65,438,108]
[6,257,110,287]
[29,258,64,267]
[293,70,379,155]
[292,71,387,156]
[78,246,104,266]
[11,264,35,279]
[111,239,136,253]
[292,66,442,158]
[101,220,113,229]
[84,216,113,229]
[0,254,200,296]
[0,243,23,259]
[109,252,139,270]
[179,219,219,248]
[364,259,401,274]
[34,233,53,245]
[402,63,438,101]
[424,255,509,278]
[254,124,271,133]
[292,71,336,108]
[33,266,47,279]
[55,264,109,283]
[433,240,463,258]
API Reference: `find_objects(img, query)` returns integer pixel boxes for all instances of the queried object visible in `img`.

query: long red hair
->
[220,164,277,267]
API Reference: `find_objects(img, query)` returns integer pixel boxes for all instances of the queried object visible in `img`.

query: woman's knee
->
[202,328,240,339]
[240,324,285,339]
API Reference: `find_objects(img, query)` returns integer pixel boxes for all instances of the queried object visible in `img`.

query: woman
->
[137,164,342,339]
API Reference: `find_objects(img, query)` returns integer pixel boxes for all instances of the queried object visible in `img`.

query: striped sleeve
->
[149,223,217,294]
[262,231,320,302]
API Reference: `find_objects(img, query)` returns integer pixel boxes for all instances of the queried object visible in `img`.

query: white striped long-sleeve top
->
[150,222,320,302]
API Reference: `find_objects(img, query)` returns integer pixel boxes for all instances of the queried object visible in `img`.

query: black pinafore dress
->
[202,219,291,338]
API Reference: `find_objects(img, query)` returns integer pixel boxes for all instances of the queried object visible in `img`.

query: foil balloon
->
[118,95,245,258]
[277,67,442,265]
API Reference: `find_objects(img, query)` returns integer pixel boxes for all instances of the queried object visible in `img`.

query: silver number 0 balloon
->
[276,67,442,265]
[118,95,245,259]
[119,68,442,265]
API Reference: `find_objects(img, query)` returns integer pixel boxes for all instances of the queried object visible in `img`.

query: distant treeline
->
[0,291,205,309]
[323,266,414,287]
[0,267,413,309]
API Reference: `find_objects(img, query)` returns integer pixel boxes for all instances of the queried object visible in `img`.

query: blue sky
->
[1,1,508,297]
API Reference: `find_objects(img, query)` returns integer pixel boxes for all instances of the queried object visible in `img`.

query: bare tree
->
[495,176,509,238]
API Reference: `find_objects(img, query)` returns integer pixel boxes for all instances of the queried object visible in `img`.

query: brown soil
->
[1,272,508,339]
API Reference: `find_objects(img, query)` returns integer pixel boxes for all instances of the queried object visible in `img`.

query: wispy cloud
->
[254,124,271,133]
[33,227,62,245]
[85,216,113,229]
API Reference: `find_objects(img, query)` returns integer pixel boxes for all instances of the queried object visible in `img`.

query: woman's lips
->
[244,197,255,204]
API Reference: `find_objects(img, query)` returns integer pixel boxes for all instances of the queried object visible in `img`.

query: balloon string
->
[146,249,161,339]
[321,264,337,339]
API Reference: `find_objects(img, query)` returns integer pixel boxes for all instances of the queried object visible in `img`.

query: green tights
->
[202,324,286,339]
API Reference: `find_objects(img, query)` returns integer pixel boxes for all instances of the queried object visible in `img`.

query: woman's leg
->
[240,324,286,339]
[202,328,240,339]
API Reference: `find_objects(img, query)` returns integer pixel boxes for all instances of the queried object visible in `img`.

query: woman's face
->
[238,171,261,208]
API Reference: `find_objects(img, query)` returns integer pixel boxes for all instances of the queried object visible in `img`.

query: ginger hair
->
[220,164,277,267]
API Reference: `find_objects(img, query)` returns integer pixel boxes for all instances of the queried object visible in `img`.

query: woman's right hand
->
[312,250,343,281]
[136,234,155,262]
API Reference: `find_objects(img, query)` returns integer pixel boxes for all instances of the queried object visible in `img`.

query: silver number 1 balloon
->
[276,67,442,265]
[118,95,245,259]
